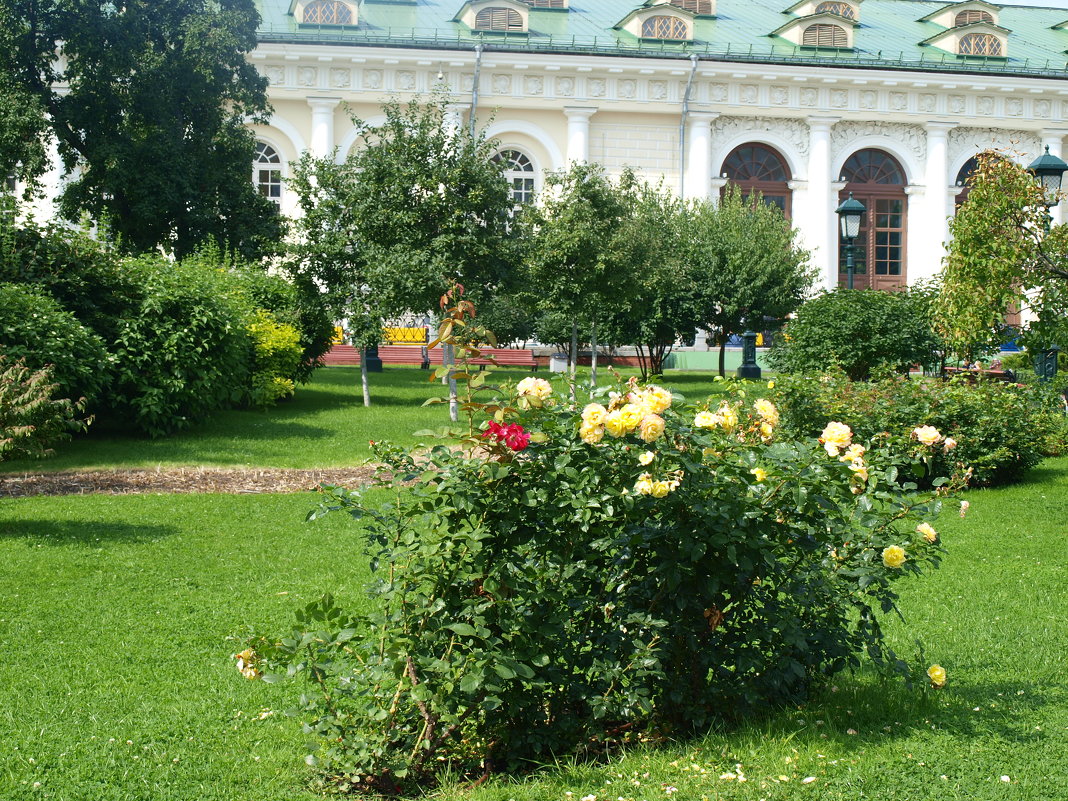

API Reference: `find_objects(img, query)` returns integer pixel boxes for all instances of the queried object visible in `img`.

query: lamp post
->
[1026,146,1068,382]
[835,192,866,290]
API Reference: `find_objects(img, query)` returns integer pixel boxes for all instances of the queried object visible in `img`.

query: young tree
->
[936,151,1068,358]
[0,0,280,258]
[685,187,815,377]
[520,165,639,394]
[287,96,516,409]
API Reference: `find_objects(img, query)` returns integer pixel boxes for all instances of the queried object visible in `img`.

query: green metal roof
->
[255,0,1068,76]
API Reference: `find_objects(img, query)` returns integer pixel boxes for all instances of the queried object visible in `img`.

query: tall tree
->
[287,96,516,407]
[0,0,280,258]
[936,150,1068,358]
[685,187,815,376]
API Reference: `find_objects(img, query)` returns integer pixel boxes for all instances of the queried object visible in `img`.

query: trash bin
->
[549,353,569,373]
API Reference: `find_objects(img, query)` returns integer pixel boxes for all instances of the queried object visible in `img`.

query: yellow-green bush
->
[247,309,301,407]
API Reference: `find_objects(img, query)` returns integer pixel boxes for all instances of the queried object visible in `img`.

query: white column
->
[307,97,342,159]
[805,116,840,290]
[918,122,957,284]
[684,111,719,201]
[445,102,471,138]
[1041,129,1068,226]
[563,106,598,165]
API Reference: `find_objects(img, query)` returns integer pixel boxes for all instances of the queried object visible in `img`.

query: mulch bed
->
[0,466,378,498]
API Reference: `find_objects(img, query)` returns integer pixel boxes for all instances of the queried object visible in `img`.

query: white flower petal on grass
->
[1000,776,1011,783]
[802,776,817,784]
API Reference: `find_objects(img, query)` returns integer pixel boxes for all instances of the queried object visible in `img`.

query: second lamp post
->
[836,192,867,290]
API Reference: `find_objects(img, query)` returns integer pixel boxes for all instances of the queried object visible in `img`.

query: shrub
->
[107,257,252,437]
[247,309,302,407]
[768,287,942,380]
[772,371,1057,486]
[256,312,962,793]
[0,282,111,404]
[0,357,90,460]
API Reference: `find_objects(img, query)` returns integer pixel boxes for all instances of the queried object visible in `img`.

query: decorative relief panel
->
[830,89,847,108]
[1005,97,1023,116]
[619,79,636,99]
[832,121,926,160]
[364,69,383,89]
[397,71,416,91]
[650,81,668,100]
[709,83,728,102]
[977,96,994,115]
[949,128,1042,164]
[889,92,907,111]
[330,68,350,88]
[264,65,285,85]
[860,90,877,110]
[800,87,818,107]
[740,85,758,104]
[589,78,606,98]
[710,116,810,157]
[1035,99,1052,119]
[556,76,575,97]
[949,95,965,114]
[492,74,511,94]
[919,94,936,113]
[297,67,318,87]
[771,86,789,105]
[524,75,544,95]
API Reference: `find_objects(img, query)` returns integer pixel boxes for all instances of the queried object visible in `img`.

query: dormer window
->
[955,8,993,24]
[643,15,690,38]
[959,31,1002,54]
[803,22,848,46]
[300,0,355,24]
[456,0,530,32]
[476,7,524,30]
[671,0,714,14]
[815,1,855,19]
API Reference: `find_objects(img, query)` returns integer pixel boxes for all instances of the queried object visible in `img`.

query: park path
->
[0,466,377,497]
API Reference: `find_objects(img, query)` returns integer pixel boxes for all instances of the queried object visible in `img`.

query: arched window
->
[954,9,994,25]
[475,7,525,31]
[254,142,283,209]
[959,33,1002,56]
[814,1,856,19]
[721,143,792,218]
[839,149,907,289]
[641,15,690,39]
[671,0,713,14]
[302,0,353,25]
[802,23,848,47]
[493,149,537,205]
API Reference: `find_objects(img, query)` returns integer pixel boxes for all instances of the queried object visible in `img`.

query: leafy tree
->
[520,164,639,392]
[288,96,516,408]
[936,150,1068,358]
[601,184,697,378]
[685,187,815,376]
[0,73,46,192]
[0,0,280,258]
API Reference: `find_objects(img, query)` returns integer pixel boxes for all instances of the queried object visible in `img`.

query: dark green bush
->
[772,371,1057,486]
[107,257,252,437]
[0,282,111,404]
[0,357,90,460]
[768,287,942,380]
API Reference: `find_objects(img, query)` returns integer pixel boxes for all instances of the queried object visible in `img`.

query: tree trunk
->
[718,333,727,378]
[445,343,459,422]
[569,320,579,402]
[590,321,598,395]
[360,348,371,407]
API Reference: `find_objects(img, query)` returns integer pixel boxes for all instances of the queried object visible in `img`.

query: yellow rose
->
[927,664,947,688]
[943,436,958,452]
[634,476,654,495]
[694,410,721,429]
[841,443,866,462]
[618,403,644,432]
[718,402,738,432]
[751,467,768,482]
[754,398,779,426]
[580,422,605,445]
[759,421,775,441]
[767,380,776,389]
[848,459,868,482]
[516,376,552,407]
[636,385,673,415]
[638,450,655,466]
[820,421,853,455]
[912,425,942,446]
[638,414,666,443]
[650,480,671,498]
[881,545,906,569]
[604,410,628,438]
[582,402,607,427]
[917,522,938,543]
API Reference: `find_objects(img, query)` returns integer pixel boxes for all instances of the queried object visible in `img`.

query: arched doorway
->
[838,149,907,290]
[720,143,792,218]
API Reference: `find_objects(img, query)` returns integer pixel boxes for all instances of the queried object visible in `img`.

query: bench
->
[426,347,538,371]
[378,345,429,367]
[943,366,1017,383]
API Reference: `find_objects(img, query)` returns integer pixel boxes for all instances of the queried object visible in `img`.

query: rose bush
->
[254,362,963,793]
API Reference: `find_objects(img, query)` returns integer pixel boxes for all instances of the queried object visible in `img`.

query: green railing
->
[256,25,1068,78]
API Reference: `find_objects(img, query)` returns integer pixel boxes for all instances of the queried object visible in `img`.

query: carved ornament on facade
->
[949,127,1042,163]
[831,121,926,160]
[710,116,810,157]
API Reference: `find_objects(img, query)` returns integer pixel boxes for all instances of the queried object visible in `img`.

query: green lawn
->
[2,458,1067,800]
[0,367,732,474]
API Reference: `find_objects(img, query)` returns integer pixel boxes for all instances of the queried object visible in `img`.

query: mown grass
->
[1,367,731,474]
[2,459,1066,800]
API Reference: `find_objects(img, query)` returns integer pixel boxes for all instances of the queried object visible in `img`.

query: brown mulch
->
[0,466,378,498]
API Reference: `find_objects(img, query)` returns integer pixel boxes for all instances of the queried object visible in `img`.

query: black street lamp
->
[835,192,866,290]
[1027,145,1068,232]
